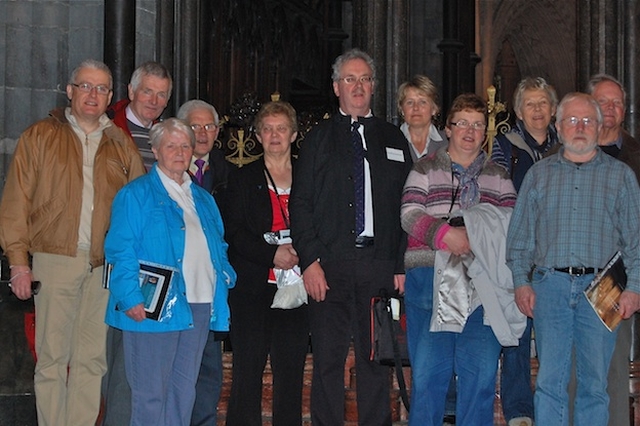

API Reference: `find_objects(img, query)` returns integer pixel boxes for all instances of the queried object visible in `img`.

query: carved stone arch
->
[482,0,577,105]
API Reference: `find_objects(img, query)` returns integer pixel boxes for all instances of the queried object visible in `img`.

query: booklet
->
[103,260,177,321]
[584,251,627,332]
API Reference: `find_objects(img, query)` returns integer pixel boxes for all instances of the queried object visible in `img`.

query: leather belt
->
[555,266,598,276]
[355,236,374,248]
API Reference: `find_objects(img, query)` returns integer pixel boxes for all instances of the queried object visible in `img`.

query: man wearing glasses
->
[290,49,412,425]
[0,59,145,426]
[177,100,230,198]
[585,74,640,426]
[176,99,230,426]
[507,92,640,425]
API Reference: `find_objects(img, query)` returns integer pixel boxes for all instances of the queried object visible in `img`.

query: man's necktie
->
[351,122,365,235]
[194,158,205,185]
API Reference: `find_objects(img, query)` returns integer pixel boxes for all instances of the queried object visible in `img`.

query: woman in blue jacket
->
[104,118,235,426]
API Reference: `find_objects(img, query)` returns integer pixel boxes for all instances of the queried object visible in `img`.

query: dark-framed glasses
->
[71,83,111,95]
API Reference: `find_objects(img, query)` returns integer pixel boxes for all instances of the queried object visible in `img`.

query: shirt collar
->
[125,105,152,129]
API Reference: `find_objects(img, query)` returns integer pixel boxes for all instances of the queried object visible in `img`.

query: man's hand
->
[126,303,147,322]
[515,285,535,318]
[394,274,405,295]
[273,243,299,270]
[618,290,640,319]
[9,265,34,300]
[302,261,329,302]
[441,227,471,256]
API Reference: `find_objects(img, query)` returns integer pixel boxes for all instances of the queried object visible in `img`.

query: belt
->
[555,266,598,276]
[355,236,374,248]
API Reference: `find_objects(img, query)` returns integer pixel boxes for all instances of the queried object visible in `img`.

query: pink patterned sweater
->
[401,148,516,268]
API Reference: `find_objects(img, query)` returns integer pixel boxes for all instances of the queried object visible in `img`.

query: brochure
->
[584,251,627,332]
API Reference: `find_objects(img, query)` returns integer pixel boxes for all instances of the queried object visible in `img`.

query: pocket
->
[530,267,550,285]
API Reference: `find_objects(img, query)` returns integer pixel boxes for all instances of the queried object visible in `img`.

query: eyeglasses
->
[450,120,486,131]
[71,83,111,95]
[337,76,374,85]
[190,123,218,133]
[562,116,597,128]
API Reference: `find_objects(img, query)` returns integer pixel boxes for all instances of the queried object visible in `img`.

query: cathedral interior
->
[1,0,640,424]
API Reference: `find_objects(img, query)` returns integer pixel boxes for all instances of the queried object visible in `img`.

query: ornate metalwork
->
[484,85,510,156]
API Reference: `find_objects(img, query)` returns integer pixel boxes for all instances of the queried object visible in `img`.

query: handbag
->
[370,289,411,411]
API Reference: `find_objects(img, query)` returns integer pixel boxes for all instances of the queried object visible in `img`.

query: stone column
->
[173,0,200,110]
[104,0,136,101]
[157,0,175,116]
[437,0,464,114]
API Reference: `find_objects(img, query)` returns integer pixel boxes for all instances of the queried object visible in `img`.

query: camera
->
[263,229,292,245]
[445,216,465,227]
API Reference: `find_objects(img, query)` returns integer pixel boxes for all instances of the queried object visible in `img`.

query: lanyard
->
[264,166,290,229]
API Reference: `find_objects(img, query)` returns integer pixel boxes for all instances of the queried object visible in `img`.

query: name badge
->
[386,147,405,162]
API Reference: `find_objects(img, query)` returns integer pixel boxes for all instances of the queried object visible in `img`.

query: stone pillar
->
[173,0,200,110]
[577,0,640,137]
[387,0,408,124]
[437,0,464,115]
[157,0,175,116]
[104,0,135,101]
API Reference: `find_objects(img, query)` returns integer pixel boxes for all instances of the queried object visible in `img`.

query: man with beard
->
[506,92,640,425]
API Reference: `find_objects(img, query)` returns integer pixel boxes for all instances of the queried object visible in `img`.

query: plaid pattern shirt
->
[506,147,640,293]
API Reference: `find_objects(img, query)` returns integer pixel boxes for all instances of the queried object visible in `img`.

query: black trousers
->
[226,283,309,426]
[309,248,396,426]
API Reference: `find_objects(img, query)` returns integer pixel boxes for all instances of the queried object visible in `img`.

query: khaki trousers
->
[32,251,108,426]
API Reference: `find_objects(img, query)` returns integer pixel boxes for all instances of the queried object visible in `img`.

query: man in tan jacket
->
[0,59,145,426]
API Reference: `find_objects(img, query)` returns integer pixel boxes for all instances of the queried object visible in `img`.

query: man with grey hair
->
[507,92,640,425]
[176,99,230,426]
[0,59,145,426]
[177,100,230,198]
[108,61,173,170]
[587,73,640,426]
[290,48,412,425]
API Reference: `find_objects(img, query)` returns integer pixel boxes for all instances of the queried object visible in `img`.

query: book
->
[103,260,177,321]
[584,251,627,332]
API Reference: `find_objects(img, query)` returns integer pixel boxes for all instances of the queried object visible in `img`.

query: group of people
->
[1,47,639,426]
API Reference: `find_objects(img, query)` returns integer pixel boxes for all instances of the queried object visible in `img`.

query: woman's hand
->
[126,304,147,322]
[273,243,299,270]
[441,227,471,255]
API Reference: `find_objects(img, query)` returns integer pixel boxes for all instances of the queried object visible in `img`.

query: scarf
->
[451,150,486,209]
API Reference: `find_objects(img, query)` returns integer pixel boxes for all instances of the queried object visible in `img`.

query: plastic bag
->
[271,265,308,309]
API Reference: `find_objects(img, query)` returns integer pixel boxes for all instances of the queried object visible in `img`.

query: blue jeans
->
[190,331,222,426]
[123,303,210,426]
[405,267,501,426]
[500,317,534,420]
[532,268,617,426]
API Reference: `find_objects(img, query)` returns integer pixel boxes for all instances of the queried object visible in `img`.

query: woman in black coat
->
[223,101,309,426]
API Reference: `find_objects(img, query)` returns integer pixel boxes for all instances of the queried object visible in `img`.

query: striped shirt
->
[401,147,517,268]
[506,147,640,292]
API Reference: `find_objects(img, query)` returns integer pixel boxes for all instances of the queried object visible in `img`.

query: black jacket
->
[289,114,413,273]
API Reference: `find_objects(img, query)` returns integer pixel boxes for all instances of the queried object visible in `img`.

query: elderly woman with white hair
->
[104,118,236,426]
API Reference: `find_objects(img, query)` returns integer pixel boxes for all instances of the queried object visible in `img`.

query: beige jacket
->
[0,108,145,268]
